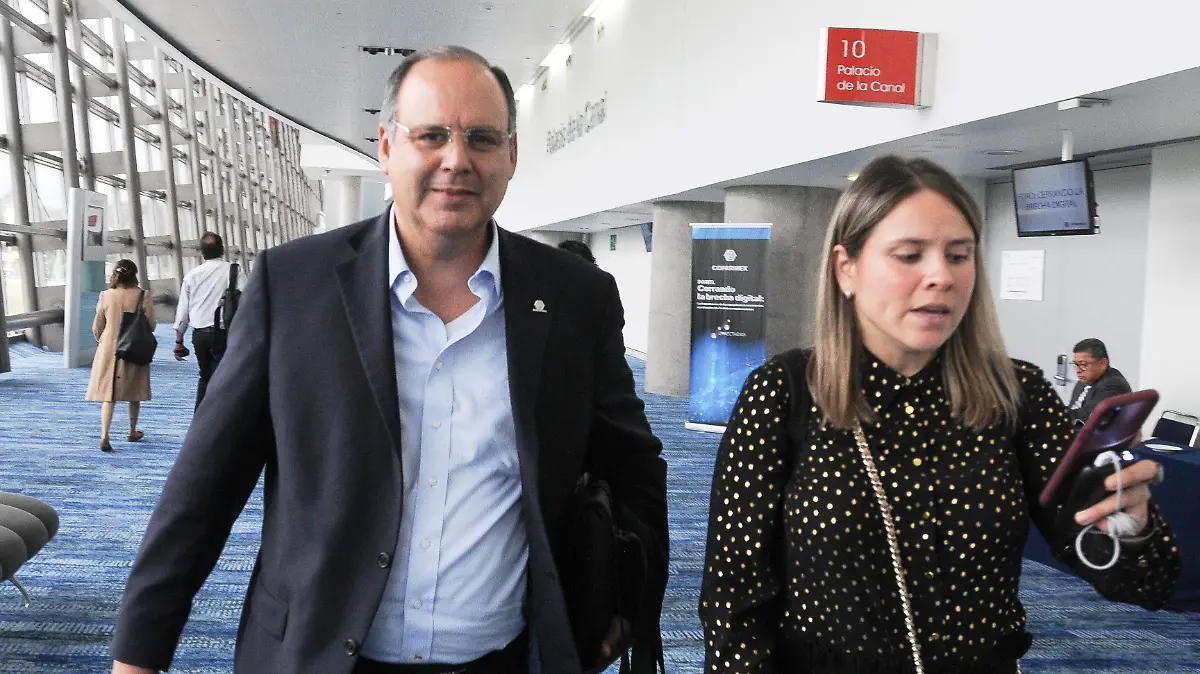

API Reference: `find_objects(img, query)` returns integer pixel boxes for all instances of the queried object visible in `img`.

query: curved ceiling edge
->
[100,0,377,164]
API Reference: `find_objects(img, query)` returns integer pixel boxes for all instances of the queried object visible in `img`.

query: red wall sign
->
[820,27,932,108]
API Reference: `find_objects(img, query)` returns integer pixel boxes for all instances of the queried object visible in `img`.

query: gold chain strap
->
[852,425,1022,674]
[852,425,925,674]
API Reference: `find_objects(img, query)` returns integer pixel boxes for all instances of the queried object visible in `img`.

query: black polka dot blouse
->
[700,350,1180,674]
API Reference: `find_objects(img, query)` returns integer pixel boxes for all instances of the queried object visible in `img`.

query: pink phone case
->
[1037,389,1159,508]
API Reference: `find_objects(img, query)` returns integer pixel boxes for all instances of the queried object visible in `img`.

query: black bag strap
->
[135,289,146,315]
[776,348,815,448]
[228,262,239,291]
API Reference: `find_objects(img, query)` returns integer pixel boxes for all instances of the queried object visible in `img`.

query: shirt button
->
[344,639,358,656]
[429,478,438,487]
[435,360,444,370]
[432,420,442,429]
[377,552,391,568]
[421,539,431,549]
[413,600,423,609]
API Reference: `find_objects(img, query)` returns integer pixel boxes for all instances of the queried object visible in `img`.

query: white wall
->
[498,0,1200,230]
[984,164,1151,400]
[1139,142,1200,433]
[591,225,652,354]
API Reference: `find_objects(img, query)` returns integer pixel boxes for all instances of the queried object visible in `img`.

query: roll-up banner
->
[685,224,771,432]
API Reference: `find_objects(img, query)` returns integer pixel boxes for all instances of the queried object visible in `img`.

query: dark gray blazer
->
[111,212,668,674]
[1068,366,1132,426]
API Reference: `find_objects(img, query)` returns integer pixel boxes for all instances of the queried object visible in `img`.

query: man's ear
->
[377,124,392,174]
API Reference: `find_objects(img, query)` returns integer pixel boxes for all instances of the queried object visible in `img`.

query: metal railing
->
[5,308,64,330]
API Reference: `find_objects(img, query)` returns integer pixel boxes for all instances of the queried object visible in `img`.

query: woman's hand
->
[1074,459,1162,535]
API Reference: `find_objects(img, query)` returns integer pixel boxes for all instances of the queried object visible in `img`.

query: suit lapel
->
[336,213,403,457]
[499,230,554,474]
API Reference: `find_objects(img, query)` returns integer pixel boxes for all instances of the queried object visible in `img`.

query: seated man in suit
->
[111,46,668,674]
[1068,338,1132,427]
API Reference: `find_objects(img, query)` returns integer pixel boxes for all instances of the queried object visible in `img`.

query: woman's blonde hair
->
[807,155,1022,430]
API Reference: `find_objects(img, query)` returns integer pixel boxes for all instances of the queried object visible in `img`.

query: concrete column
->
[205,84,230,260]
[113,21,149,289]
[48,0,79,189]
[339,176,363,228]
[67,3,95,191]
[183,69,207,247]
[224,96,250,270]
[359,180,387,219]
[2,15,41,347]
[645,200,724,396]
[153,50,184,291]
[724,185,840,357]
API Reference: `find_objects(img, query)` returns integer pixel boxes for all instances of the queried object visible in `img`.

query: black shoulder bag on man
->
[115,290,157,366]
[563,473,667,674]
[211,262,240,359]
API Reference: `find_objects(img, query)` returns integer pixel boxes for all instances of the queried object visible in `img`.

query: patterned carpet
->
[0,327,1196,673]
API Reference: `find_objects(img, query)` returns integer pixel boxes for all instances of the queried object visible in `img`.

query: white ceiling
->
[105,1,1200,231]
[538,64,1200,232]
[114,0,594,158]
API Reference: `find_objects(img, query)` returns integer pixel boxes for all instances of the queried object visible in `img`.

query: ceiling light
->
[583,0,606,17]
[846,173,859,182]
[984,150,1022,156]
[541,43,572,68]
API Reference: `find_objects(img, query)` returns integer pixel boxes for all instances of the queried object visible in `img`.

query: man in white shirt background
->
[173,232,235,408]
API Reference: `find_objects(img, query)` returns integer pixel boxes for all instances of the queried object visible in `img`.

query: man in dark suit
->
[111,46,667,674]
[1068,338,1132,426]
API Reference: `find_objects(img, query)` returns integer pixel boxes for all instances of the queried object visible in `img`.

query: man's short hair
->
[199,232,224,260]
[379,46,517,140]
[557,240,595,264]
[1073,338,1109,362]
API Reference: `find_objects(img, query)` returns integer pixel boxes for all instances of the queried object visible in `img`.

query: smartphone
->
[1037,389,1159,508]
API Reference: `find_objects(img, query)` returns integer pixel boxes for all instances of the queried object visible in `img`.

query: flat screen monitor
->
[1012,159,1098,237]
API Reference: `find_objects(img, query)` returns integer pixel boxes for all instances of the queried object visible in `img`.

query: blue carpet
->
[0,327,1197,672]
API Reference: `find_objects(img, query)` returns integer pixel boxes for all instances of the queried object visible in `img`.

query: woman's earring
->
[844,289,854,300]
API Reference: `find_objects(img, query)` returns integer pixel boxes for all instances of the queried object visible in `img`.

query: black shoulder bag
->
[115,290,157,366]
[211,262,240,358]
[776,348,815,443]
[563,473,666,674]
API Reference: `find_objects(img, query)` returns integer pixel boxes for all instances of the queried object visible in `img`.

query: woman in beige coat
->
[86,259,155,452]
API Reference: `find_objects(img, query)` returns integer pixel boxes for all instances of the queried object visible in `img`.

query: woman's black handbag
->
[115,290,157,365]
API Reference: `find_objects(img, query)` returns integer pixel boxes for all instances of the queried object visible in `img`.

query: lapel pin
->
[533,299,547,313]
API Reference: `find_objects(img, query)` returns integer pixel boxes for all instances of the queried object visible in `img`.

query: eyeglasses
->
[392,123,513,154]
[1071,360,1096,369]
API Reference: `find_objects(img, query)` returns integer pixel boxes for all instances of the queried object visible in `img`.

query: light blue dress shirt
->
[360,210,528,664]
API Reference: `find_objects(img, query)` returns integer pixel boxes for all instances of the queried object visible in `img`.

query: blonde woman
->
[699,156,1179,673]
[86,259,155,452]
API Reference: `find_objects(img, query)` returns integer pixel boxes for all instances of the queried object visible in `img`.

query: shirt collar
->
[387,203,503,309]
[860,348,941,414]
